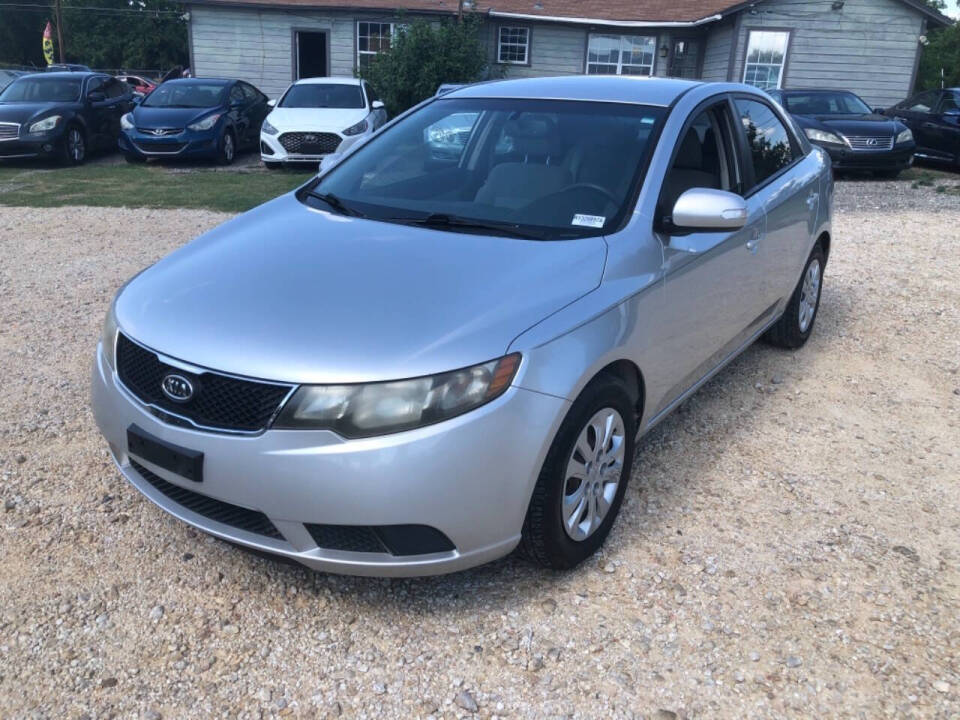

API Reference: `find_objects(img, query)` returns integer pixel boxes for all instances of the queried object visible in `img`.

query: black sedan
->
[0,72,134,164]
[882,88,960,168]
[768,88,915,177]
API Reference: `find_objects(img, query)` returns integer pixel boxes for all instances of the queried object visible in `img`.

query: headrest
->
[503,115,562,158]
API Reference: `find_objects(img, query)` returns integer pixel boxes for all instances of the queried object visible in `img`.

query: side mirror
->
[671,188,748,232]
[267,98,276,107]
[371,100,385,110]
[87,91,106,103]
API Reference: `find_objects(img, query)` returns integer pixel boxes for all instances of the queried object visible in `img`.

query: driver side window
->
[86,77,105,98]
[660,104,738,220]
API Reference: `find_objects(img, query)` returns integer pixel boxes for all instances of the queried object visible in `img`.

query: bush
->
[916,23,960,91]
[358,15,496,116]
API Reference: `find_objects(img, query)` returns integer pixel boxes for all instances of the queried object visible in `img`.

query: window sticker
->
[572,214,606,228]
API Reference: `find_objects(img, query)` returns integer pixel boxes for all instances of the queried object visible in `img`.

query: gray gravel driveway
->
[0,179,958,719]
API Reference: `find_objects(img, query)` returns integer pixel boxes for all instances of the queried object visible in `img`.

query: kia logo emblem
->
[161,373,194,403]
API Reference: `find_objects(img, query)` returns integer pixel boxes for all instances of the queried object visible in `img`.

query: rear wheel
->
[520,374,637,569]
[60,125,86,165]
[764,243,825,349]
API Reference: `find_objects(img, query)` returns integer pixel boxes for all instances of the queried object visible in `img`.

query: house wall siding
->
[730,0,923,106]
[701,21,734,82]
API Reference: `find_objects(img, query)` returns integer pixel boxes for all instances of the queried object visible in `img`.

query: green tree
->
[358,15,497,116]
[0,0,188,72]
[916,23,960,90]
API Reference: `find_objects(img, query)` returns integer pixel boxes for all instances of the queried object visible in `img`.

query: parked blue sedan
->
[119,78,270,164]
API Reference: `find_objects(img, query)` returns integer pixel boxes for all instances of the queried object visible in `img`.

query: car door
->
[733,95,820,312]
[933,91,960,163]
[101,78,132,145]
[363,81,387,129]
[893,90,942,158]
[227,83,250,144]
[83,76,112,148]
[651,97,769,414]
[240,82,268,145]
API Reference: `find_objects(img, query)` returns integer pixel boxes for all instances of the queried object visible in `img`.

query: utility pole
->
[457,0,464,23]
[53,0,65,62]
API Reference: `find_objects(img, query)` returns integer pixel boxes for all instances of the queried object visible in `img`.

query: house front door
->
[669,39,701,79]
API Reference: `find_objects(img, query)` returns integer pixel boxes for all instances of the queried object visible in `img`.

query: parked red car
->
[116,74,156,96]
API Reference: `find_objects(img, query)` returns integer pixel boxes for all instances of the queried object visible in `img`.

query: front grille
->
[279,132,342,155]
[131,460,283,539]
[0,122,19,140]
[844,135,894,151]
[116,334,293,432]
[306,524,386,553]
[136,127,183,135]
[305,523,456,555]
[132,141,187,155]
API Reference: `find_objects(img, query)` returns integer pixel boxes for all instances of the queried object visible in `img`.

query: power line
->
[0,3,184,15]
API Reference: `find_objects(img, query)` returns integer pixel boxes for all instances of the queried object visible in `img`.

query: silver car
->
[92,77,832,576]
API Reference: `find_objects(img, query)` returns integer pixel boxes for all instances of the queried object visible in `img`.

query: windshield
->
[783,92,872,115]
[306,98,665,240]
[280,83,365,109]
[143,82,225,108]
[0,76,81,103]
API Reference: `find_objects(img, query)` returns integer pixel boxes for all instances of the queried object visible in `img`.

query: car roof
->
[776,88,860,95]
[448,76,702,107]
[162,77,233,86]
[293,77,362,86]
[19,71,102,79]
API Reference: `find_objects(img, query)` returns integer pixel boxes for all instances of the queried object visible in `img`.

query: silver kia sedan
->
[92,76,832,576]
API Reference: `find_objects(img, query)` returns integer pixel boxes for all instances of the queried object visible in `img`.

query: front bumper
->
[260,130,365,164]
[91,344,568,576]
[119,128,220,159]
[815,142,915,171]
[0,131,64,159]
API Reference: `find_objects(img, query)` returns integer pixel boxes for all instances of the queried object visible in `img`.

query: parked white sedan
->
[260,77,387,167]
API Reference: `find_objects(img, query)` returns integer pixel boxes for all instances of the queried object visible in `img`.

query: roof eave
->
[486,11,724,28]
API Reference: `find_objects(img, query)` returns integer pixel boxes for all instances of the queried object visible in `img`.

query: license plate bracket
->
[127,424,204,483]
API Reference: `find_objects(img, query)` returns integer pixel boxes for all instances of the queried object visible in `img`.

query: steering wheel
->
[560,183,620,209]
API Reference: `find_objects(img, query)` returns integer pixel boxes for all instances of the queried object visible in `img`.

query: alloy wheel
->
[223,133,234,162]
[798,258,821,332]
[562,408,626,542]
[68,128,84,163]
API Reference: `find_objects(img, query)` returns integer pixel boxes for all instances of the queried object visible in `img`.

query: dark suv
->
[882,88,960,168]
[0,72,134,164]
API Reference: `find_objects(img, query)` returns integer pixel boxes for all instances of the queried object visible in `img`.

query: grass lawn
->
[0,159,315,213]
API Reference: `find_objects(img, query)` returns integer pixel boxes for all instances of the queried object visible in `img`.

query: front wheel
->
[520,375,637,569]
[764,243,825,349]
[217,130,236,166]
[60,125,86,165]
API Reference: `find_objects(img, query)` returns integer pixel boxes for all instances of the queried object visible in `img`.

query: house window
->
[498,26,530,64]
[742,30,790,90]
[357,21,396,69]
[586,34,656,76]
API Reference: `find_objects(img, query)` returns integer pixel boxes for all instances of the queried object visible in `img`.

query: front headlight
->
[804,128,845,145]
[896,128,914,144]
[262,118,278,135]
[342,118,369,137]
[120,112,134,130]
[274,354,521,437]
[187,113,222,131]
[27,115,61,133]
[101,302,119,371]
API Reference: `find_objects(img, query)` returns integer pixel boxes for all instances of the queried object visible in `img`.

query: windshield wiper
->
[307,191,365,217]
[387,213,548,240]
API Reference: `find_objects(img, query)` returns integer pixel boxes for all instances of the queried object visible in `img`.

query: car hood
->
[267,107,369,132]
[133,105,221,128]
[0,102,71,125]
[115,193,607,384]
[802,113,902,135]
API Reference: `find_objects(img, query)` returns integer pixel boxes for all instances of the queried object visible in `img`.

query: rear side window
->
[735,98,795,188]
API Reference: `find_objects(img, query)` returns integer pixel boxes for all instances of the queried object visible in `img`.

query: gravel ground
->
[1,179,958,720]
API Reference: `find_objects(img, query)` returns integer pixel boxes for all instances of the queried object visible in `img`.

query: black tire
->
[217,129,236,166]
[124,153,146,164]
[520,374,637,570]
[60,125,86,166]
[874,168,901,179]
[264,161,282,170]
[764,243,826,349]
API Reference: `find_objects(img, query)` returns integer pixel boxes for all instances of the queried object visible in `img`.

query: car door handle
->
[745,229,761,253]
[806,192,819,210]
